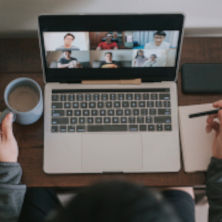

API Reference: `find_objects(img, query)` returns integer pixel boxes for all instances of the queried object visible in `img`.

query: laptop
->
[38,14,184,173]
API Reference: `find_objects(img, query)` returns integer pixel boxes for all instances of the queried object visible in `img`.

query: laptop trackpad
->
[82,134,142,172]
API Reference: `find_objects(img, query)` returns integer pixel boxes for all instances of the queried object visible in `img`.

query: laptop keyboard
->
[50,88,172,133]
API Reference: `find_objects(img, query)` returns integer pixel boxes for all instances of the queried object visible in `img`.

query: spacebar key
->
[88,125,127,132]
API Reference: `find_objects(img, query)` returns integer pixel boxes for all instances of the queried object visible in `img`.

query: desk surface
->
[1,37,222,187]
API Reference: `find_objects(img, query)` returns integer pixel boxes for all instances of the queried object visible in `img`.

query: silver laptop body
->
[38,14,184,173]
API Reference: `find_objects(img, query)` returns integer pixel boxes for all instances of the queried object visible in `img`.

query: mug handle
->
[0,109,16,124]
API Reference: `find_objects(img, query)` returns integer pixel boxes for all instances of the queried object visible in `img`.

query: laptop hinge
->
[81,78,142,85]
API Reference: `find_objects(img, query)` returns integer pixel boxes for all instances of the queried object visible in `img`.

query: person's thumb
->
[2,113,14,140]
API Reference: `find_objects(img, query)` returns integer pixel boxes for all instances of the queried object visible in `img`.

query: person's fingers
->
[218,110,222,130]
[206,121,219,133]
[213,100,222,108]
[207,114,218,124]
[2,113,14,141]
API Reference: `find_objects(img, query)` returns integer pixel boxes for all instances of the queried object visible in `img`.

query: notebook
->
[179,103,214,172]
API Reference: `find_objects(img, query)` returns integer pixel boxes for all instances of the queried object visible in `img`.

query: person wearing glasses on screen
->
[57,50,80,68]
[145,31,170,50]
[96,33,118,50]
[56,33,80,51]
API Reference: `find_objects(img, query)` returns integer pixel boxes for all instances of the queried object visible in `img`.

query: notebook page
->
[179,103,214,172]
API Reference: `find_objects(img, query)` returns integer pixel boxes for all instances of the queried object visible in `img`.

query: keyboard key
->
[79,117,85,124]
[155,101,162,107]
[77,125,86,132]
[146,117,153,123]
[73,102,79,108]
[129,117,136,123]
[74,110,81,116]
[52,118,68,125]
[106,102,112,108]
[148,125,155,131]
[121,117,127,123]
[91,110,98,116]
[85,94,91,101]
[68,126,75,132]
[93,94,100,100]
[154,116,171,124]
[126,94,133,100]
[112,117,119,123]
[104,117,111,123]
[52,95,59,101]
[129,125,138,131]
[151,94,158,100]
[143,94,149,100]
[137,117,144,123]
[76,95,83,101]
[141,109,148,115]
[64,102,71,108]
[110,94,116,100]
[87,117,93,124]
[81,102,87,108]
[83,110,90,116]
[51,126,58,132]
[66,110,73,116]
[108,109,115,116]
[98,102,104,108]
[60,95,66,101]
[68,95,74,101]
[139,125,146,131]
[118,94,124,100]
[139,101,145,107]
[149,109,156,115]
[159,94,170,100]
[125,109,131,115]
[114,102,120,108]
[70,117,77,124]
[100,110,106,116]
[88,125,127,132]
[52,110,64,117]
[131,101,137,107]
[52,103,63,109]
[122,101,129,107]
[116,110,123,116]
[135,94,141,100]
[96,117,102,123]
[60,125,67,132]
[156,124,163,131]
[163,101,171,107]
[102,94,108,100]
[158,109,171,115]
[147,101,154,107]
[164,124,172,131]
[89,102,96,108]
[133,109,139,115]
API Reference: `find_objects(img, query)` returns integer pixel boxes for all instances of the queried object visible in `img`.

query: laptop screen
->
[39,14,184,82]
[43,30,179,69]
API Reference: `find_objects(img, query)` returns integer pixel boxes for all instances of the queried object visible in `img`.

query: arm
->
[0,113,26,222]
[57,63,71,68]
[206,100,222,222]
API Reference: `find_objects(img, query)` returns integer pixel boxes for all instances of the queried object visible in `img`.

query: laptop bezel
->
[38,14,184,83]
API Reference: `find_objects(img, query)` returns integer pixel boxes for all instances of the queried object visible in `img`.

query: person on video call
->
[145,31,170,50]
[143,54,158,67]
[2,100,222,222]
[96,33,118,50]
[57,50,80,68]
[133,49,148,67]
[100,52,118,68]
[56,33,80,51]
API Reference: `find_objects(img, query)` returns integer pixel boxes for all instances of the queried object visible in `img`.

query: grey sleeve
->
[0,162,26,222]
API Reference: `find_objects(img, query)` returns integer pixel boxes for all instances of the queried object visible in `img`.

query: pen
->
[189,108,222,118]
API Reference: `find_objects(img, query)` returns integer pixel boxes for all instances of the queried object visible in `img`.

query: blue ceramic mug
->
[0,77,43,125]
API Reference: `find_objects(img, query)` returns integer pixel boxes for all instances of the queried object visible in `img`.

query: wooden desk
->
[1,37,222,187]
